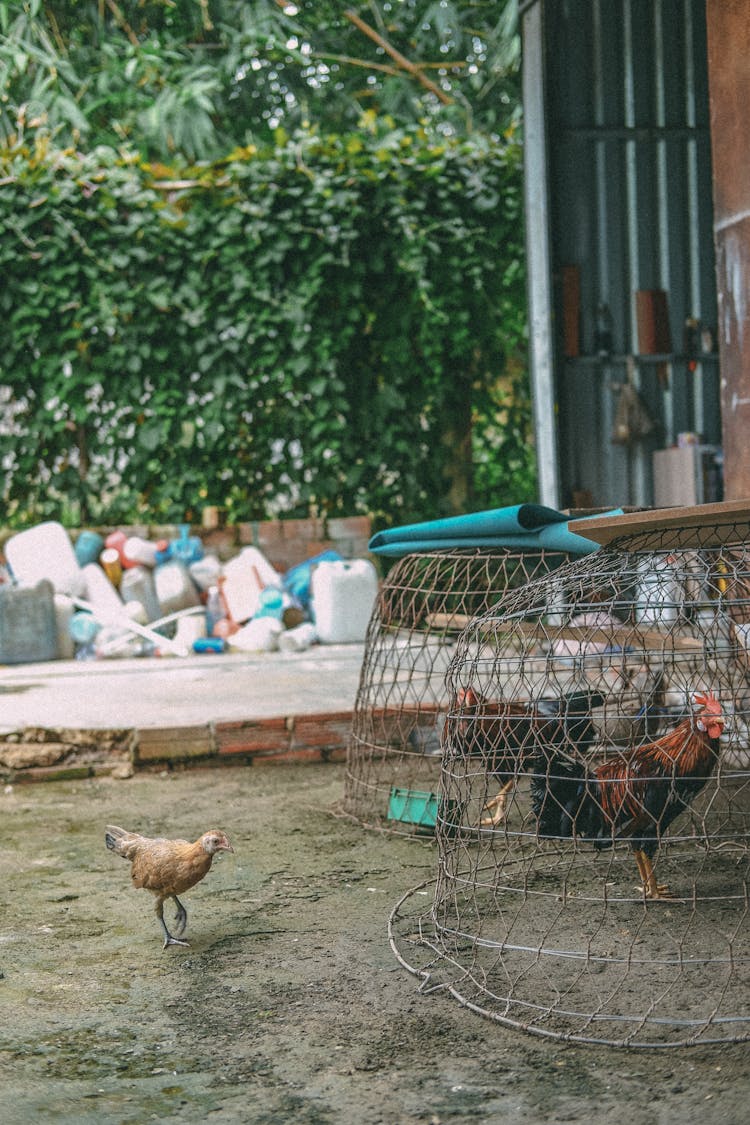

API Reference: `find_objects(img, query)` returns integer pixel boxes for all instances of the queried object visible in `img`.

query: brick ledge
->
[0,711,353,784]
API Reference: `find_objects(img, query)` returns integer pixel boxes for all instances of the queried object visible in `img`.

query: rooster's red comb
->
[693,690,722,716]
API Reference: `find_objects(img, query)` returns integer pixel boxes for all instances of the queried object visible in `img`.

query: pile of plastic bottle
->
[0,520,379,663]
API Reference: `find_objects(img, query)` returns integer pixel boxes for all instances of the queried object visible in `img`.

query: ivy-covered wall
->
[0,119,533,530]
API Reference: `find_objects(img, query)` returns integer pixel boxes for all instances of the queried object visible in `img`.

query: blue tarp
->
[368,504,624,558]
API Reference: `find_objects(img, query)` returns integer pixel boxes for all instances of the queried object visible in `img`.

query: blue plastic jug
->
[170,524,204,565]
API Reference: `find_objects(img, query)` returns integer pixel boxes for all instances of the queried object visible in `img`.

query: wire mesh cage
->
[389,516,750,1047]
[343,548,573,833]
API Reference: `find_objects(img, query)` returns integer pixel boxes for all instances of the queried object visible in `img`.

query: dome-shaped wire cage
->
[343,548,573,833]
[389,516,750,1046]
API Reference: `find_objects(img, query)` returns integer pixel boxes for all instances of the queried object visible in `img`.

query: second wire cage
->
[343,547,574,832]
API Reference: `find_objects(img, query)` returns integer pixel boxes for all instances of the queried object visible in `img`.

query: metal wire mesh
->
[389,517,750,1046]
[343,549,571,832]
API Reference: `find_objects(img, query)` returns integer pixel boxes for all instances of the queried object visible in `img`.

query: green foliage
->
[0,1,521,157]
[0,118,534,528]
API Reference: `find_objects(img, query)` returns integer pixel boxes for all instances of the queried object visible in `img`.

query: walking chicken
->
[105,825,234,948]
[530,690,724,898]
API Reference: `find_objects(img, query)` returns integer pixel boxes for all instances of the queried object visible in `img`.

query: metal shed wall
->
[523,0,719,509]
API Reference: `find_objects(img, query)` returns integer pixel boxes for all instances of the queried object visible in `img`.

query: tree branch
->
[310,53,404,79]
[312,51,465,76]
[343,9,453,105]
[272,2,457,100]
[103,0,139,48]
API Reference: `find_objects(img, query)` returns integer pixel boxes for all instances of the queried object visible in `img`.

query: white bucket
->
[310,559,378,644]
[5,521,85,596]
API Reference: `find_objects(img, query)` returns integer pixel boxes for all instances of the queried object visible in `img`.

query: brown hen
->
[105,825,233,948]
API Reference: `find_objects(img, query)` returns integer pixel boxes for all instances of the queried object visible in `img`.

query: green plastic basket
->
[386,786,439,829]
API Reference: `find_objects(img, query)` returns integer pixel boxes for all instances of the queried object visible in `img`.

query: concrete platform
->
[0,644,365,734]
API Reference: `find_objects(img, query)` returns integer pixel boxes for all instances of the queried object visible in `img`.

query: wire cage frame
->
[389,516,750,1047]
[342,548,574,833]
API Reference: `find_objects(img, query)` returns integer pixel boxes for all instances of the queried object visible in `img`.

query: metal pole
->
[522,0,561,508]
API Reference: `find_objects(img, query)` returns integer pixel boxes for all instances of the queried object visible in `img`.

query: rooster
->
[453,686,606,826]
[530,690,724,899]
[105,825,234,948]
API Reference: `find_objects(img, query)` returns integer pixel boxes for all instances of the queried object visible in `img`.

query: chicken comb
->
[693,689,722,715]
[457,687,480,708]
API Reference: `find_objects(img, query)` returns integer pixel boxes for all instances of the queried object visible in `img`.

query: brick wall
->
[0,515,373,576]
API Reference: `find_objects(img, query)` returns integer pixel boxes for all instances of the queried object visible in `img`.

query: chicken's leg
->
[481,779,515,826]
[156,897,190,949]
[633,849,674,900]
[171,895,188,937]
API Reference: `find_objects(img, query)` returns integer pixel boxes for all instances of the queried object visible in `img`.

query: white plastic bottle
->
[310,560,378,643]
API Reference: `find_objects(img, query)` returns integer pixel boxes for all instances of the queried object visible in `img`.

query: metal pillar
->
[521,0,561,509]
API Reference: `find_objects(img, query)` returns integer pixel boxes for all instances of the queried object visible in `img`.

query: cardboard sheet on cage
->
[569,500,750,549]
[368,504,623,558]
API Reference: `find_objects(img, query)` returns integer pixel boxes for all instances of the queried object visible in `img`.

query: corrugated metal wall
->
[529,0,719,508]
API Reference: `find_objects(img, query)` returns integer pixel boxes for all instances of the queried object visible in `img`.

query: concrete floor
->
[0,644,365,734]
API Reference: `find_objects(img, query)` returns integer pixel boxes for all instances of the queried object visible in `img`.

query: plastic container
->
[122,536,159,569]
[189,554,222,591]
[174,614,207,650]
[121,566,162,623]
[228,616,283,652]
[153,559,201,617]
[254,586,285,620]
[69,611,101,646]
[386,786,439,829]
[74,530,104,568]
[636,554,681,624]
[0,579,59,664]
[170,524,204,566]
[104,529,129,563]
[154,539,171,565]
[283,550,343,608]
[309,559,378,644]
[82,562,124,616]
[193,636,226,654]
[205,585,224,636]
[222,548,282,624]
[278,622,317,653]
[54,593,76,659]
[5,521,85,597]
[99,547,122,587]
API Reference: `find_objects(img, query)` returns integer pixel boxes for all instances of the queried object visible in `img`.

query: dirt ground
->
[1,762,749,1125]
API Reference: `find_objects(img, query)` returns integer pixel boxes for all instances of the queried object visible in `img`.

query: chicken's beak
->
[221,841,234,853]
